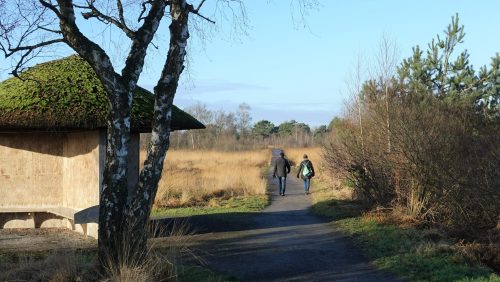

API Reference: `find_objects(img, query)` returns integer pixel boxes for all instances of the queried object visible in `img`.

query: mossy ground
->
[337,217,498,281]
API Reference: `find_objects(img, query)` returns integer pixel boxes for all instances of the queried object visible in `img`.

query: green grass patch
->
[310,182,499,281]
[310,183,367,220]
[151,195,268,218]
[312,198,366,220]
[337,217,499,281]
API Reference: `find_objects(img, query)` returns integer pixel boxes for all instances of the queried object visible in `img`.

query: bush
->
[323,16,500,237]
[324,88,500,233]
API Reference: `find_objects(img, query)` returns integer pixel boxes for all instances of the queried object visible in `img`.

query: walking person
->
[297,154,315,195]
[273,151,291,196]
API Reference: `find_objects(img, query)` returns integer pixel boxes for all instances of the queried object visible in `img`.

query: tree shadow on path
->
[150,149,400,281]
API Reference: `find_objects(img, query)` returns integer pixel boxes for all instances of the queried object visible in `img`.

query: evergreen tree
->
[398,14,480,105]
[252,120,275,138]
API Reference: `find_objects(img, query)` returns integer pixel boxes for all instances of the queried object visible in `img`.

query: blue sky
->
[2,1,500,127]
[154,0,500,127]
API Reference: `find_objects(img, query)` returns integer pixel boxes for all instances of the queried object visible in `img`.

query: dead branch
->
[76,1,135,38]
[138,0,155,22]
[189,5,215,24]
[39,0,62,19]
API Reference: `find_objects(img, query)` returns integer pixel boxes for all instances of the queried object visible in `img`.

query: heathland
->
[1,146,498,281]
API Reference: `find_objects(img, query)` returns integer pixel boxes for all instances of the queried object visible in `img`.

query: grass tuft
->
[0,251,97,281]
[310,179,499,281]
[335,216,498,281]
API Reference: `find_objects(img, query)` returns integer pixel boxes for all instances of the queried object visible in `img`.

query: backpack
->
[302,160,313,179]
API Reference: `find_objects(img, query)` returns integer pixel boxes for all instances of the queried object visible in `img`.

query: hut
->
[0,55,204,238]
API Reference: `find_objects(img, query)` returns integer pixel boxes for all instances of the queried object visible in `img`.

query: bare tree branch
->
[10,47,41,78]
[7,38,64,53]
[54,0,120,94]
[38,25,62,34]
[121,0,167,88]
[0,1,62,76]
[137,0,155,22]
[39,0,62,19]
[190,7,215,24]
[76,1,135,38]
[289,0,320,30]
[116,0,126,26]
[194,0,207,12]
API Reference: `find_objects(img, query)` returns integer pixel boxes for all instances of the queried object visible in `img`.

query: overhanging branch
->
[2,37,65,77]
[39,0,62,19]
[76,1,135,38]
[189,2,215,24]
[195,0,207,12]
[190,9,215,24]
[7,38,64,53]
[138,0,155,22]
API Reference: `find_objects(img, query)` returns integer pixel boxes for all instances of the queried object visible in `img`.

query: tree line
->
[141,102,332,150]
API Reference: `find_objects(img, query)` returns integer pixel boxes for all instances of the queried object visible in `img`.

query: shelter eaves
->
[0,55,204,132]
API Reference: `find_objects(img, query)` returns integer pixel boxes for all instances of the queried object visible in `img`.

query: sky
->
[143,0,500,127]
[2,1,500,127]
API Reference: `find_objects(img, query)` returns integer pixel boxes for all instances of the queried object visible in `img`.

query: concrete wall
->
[62,131,101,209]
[0,131,103,210]
[0,130,141,239]
[0,131,101,238]
[0,133,64,207]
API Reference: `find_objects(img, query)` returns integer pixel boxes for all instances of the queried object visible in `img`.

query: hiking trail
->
[167,154,398,281]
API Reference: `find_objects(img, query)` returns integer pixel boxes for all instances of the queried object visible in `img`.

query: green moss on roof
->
[0,55,204,132]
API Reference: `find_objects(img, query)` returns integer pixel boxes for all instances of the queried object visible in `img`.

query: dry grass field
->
[141,149,269,210]
[282,147,327,180]
[285,147,356,205]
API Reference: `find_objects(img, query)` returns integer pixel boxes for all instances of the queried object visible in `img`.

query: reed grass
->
[140,149,269,209]
[282,147,324,177]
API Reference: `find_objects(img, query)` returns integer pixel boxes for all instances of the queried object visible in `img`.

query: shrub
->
[323,15,500,237]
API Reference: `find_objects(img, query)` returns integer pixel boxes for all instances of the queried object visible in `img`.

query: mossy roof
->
[0,55,204,132]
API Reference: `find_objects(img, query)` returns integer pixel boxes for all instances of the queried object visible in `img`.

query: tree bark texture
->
[52,0,168,269]
[4,0,196,272]
[126,0,191,259]
[96,3,169,270]
[54,0,131,266]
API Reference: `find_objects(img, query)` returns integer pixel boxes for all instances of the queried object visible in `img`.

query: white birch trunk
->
[125,0,191,257]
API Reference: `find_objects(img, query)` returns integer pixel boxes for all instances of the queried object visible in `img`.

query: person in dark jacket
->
[273,151,291,196]
[297,154,315,195]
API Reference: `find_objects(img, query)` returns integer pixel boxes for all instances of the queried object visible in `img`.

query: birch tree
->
[1,0,318,271]
[0,0,228,270]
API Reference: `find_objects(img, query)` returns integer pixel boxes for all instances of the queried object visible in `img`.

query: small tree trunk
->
[357,95,365,157]
[385,84,391,153]
[98,90,132,269]
[125,0,191,261]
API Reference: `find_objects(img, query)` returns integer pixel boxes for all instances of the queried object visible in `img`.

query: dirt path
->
[168,171,398,281]
[0,155,398,281]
